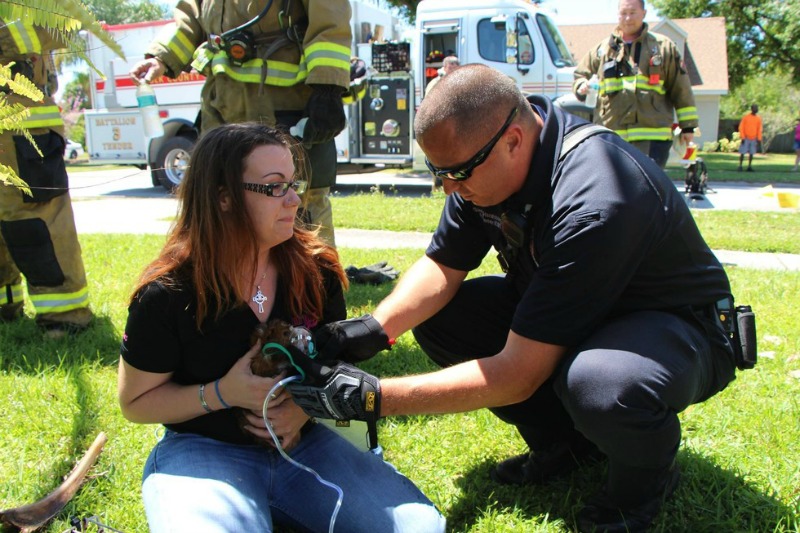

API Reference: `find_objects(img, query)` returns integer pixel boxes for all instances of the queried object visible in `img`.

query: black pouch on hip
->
[13,132,69,203]
[734,305,757,370]
[717,298,757,370]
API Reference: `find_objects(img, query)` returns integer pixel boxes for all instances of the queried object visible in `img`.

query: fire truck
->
[85,0,580,190]
[83,0,412,190]
[414,0,579,105]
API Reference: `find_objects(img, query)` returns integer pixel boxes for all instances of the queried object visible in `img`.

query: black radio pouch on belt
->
[717,299,757,370]
[13,132,69,203]
[733,305,757,369]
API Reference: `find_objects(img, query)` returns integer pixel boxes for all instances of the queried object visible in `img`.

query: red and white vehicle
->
[84,0,581,190]
[84,20,202,189]
[84,2,411,190]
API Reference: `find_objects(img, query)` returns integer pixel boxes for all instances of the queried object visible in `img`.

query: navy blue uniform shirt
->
[427,96,731,347]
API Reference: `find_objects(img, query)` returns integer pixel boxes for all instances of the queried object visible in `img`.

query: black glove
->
[287,359,381,423]
[345,261,399,285]
[303,84,346,145]
[315,314,391,363]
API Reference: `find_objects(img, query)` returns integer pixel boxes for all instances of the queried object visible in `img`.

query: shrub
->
[718,132,742,153]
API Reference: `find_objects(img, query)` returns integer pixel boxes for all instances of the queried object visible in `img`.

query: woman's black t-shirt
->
[120,266,345,444]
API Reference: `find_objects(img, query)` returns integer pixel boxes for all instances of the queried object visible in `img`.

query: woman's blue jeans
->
[142,424,445,532]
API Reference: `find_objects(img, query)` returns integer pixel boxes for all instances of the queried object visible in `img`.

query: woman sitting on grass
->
[117,123,445,532]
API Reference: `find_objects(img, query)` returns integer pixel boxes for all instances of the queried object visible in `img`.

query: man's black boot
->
[0,302,23,322]
[577,463,680,533]
[491,435,603,485]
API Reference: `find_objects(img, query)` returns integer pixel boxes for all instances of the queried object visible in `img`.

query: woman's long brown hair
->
[131,123,347,328]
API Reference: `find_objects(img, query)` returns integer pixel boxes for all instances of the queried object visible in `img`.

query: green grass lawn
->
[331,191,800,255]
[5,150,800,531]
[1,234,798,532]
[662,151,800,184]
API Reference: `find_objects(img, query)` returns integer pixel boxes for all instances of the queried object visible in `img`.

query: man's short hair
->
[414,64,527,141]
[620,0,646,9]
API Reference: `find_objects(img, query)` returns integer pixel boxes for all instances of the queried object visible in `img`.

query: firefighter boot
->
[0,301,24,322]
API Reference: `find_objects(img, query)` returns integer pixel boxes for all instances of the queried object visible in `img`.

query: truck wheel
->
[153,135,194,191]
[69,150,79,160]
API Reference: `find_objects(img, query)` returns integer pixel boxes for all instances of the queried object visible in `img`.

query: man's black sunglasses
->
[425,107,518,182]
[242,180,308,197]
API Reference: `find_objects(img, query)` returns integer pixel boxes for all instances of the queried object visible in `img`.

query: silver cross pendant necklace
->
[252,271,268,314]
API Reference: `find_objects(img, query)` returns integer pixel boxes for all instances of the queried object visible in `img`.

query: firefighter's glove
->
[315,314,391,363]
[303,84,346,145]
[287,360,381,423]
[346,262,399,285]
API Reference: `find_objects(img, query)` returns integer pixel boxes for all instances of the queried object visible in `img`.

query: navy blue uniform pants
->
[413,275,735,498]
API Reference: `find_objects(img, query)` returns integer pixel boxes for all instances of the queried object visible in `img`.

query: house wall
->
[695,95,721,146]
[667,94,719,164]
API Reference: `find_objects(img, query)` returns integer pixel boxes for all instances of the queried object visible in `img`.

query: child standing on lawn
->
[738,104,762,172]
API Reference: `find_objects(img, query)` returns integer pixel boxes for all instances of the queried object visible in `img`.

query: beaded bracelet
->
[198,383,214,413]
[214,378,232,409]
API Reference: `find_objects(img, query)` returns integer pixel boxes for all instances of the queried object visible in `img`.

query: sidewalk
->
[70,196,800,271]
[67,166,800,270]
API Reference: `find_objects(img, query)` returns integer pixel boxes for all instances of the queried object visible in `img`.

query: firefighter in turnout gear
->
[0,20,93,336]
[130,0,352,245]
[573,0,698,168]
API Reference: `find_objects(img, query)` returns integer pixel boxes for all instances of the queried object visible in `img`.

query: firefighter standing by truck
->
[130,0,352,246]
[572,0,698,169]
[0,19,93,337]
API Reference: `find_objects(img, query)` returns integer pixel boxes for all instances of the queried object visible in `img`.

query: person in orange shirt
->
[738,104,762,172]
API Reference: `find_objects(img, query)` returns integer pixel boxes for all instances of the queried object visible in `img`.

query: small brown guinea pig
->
[235,319,313,444]
[248,319,294,377]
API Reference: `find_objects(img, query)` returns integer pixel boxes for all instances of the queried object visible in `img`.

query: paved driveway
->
[67,167,800,269]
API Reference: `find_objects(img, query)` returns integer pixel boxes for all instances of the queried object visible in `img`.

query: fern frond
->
[10,71,44,101]
[0,0,81,32]
[0,62,13,86]
[62,35,105,77]
[0,0,125,60]
[0,95,43,159]
[0,163,32,197]
[0,98,32,128]
[1,62,46,101]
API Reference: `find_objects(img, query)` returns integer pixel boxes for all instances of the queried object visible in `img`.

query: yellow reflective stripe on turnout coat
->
[146,0,351,105]
[0,19,65,133]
